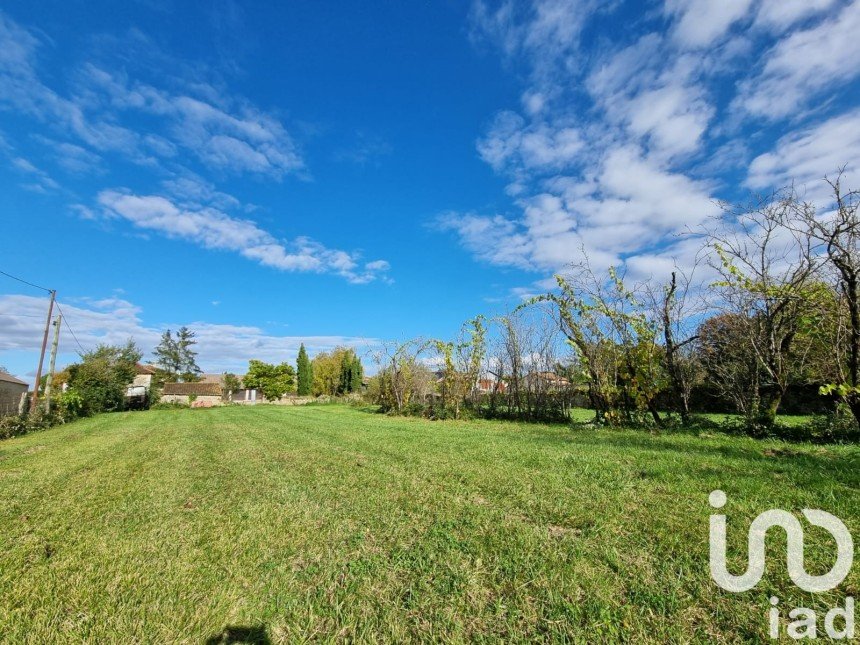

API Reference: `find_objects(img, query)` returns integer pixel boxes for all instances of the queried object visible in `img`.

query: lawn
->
[0,405,857,642]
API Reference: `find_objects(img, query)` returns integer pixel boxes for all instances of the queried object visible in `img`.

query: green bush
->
[0,409,60,440]
[55,390,84,421]
[149,401,189,410]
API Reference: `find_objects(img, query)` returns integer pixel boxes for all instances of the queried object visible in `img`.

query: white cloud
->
[754,0,839,32]
[470,0,600,86]
[96,190,391,284]
[452,1,728,284]
[746,108,860,196]
[664,0,755,48]
[0,294,377,381]
[441,145,718,275]
[0,11,304,178]
[80,65,304,178]
[735,1,860,120]
[477,111,584,173]
[9,155,59,192]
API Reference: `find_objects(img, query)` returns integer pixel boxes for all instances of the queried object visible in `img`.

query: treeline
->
[2,327,366,437]
[223,345,364,400]
[368,175,860,441]
[1,341,143,438]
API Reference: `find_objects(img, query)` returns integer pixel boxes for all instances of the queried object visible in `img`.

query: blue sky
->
[1,0,859,381]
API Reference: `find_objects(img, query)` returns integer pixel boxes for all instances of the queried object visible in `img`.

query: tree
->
[370,340,427,413]
[222,372,242,402]
[648,269,704,425]
[793,173,860,428]
[296,344,313,396]
[311,347,362,396]
[67,340,142,415]
[337,349,363,395]
[153,330,180,382]
[526,262,668,426]
[243,360,295,401]
[311,351,341,396]
[697,313,762,417]
[153,328,202,383]
[349,354,363,393]
[176,327,201,382]
[431,316,487,418]
[708,191,821,425]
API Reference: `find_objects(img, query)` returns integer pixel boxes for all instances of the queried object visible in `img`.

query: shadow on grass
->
[540,430,859,483]
[205,625,270,644]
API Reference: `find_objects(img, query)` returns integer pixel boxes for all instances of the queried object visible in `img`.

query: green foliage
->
[524,269,667,426]
[430,316,487,419]
[153,330,180,382]
[296,344,313,396]
[338,349,363,395]
[0,408,58,439]
[222,372,242,401]
[244,359,296,401]
[67,340,142,416]
[175,327,201,382]
[148,401,190,410]
[311,347,362,396]
[55,389,85,420]
[153,327,201,383]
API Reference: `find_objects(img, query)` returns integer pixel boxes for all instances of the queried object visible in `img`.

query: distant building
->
[126,363,158,398]
[161,382,224,407]
[524,372,571,390]
[476,378,506,394]
[0,372,29,416]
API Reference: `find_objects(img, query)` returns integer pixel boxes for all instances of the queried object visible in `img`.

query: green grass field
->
[0,405,857,642]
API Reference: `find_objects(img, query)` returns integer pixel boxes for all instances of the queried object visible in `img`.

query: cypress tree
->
[297,344,312,396]
[350,355,363,392]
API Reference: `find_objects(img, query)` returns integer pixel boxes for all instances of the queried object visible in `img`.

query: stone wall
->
[0,381,28,416]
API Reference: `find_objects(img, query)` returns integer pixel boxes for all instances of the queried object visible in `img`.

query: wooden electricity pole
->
[44,314,62,413]
[31,289,56,412]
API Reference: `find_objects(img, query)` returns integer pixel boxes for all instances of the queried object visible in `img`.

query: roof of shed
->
[0,372,28,386]
[162,382,222,396]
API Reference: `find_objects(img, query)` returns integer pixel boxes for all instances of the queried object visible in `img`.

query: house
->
[197,373,261,403]
[0,373,29,416]
[476,378,506,394]
[524,371,571,390]
[125,363,157,398]
[161,382,224,407]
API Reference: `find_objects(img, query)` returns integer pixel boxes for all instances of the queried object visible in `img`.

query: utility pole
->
[44,314,62,413]
[31,289,56,413]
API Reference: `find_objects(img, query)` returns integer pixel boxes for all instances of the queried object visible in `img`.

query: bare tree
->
[370,339,427,413]
[525,259,668,425]
[793,172,860,427]
[645,267,705,424]
[432,316,487,418]
[707,191,820,425]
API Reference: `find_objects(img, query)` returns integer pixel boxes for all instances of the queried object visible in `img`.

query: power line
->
[0,269,52,294]
[55,303,86,354]
[0,269,89,356]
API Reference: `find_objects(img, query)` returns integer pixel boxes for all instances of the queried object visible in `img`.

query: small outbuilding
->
[0,372,29,416]
[161,382,223,407]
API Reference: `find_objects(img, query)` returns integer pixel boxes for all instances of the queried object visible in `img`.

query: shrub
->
[0,408,60,440]
[149,401,189,410]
